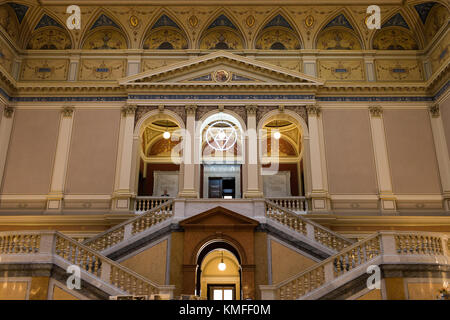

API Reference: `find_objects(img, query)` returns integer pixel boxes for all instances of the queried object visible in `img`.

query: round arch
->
[134,109,186,137]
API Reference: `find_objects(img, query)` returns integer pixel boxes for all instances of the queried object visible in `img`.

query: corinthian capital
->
[245,105,257,115]
[62,106,74,117]
[429,104,440,118]
[185,104,197,116]
[122,104,137,116]
[369,105,383,117]
[306,105,321,116]
[3,106,14,118]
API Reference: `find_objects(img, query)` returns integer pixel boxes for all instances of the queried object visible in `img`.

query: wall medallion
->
[304,15,314,28]
[188,15,198,28]
[246,15,255,28]
[129,15,140,28]
[213,70,231,83]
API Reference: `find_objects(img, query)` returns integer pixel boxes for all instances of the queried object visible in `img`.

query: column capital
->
[306,104,321,116]
[429,104,440,118]
[185,104,197,115]
[122,104,137,116]
[245,104,258,115]
[369,105,383,117]
[3,106,14,118]
[61,106,74,117]
[158,105,165,112]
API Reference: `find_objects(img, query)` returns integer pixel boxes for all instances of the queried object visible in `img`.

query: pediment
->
[119,51,324,88]
[179,206,259,228]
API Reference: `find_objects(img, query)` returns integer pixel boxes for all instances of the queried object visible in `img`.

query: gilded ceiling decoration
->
[316,28,361,50]
[82,29,127,49]
[255,28,301,50]
[424,4,449,42]
[79,59,126,80]
[318,60,365,81]
[143,28,188,49]
[200,29,244,50]
[20,59,68,81]
[262,137,297,157]
[372,28,418,50]
[0,4,19,42]
[27,28,72,50]
[375,59,423,81]
[149,138,181,157]
[381,12,410,29]
[7,2,28,24]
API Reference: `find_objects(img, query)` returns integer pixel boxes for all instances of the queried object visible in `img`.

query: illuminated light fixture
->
[163,131,171,140]
[218,251,226,271]
[273,119,281,140]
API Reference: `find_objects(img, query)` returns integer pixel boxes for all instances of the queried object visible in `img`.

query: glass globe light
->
[163,131,171,140]
[273,131,281,140]
[218,261,226,271]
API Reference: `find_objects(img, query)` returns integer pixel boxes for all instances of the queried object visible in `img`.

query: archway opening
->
[138,116,182,198]
[260,113,306,211]
[200,112,244,199]
[196,241,242,300]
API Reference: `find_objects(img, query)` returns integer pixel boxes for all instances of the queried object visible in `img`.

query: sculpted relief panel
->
[375,59,423,81]
[316,28,361,50]
[318,60,365,81]
[27,28,72,50]
[78,59,126,80]
[20,59,69,81]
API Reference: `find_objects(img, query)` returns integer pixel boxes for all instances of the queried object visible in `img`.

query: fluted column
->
[307,105,329,211]
[244,105,263,198]
[368,106,397,214]
[47,106,75,210]
[112,104,137,211]
[428,104,450,211]
[0,105,14,188]
[178,105,199,198]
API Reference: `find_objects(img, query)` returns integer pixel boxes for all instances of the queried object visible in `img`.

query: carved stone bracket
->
[61,106,74,117]
[429,104,440,118]
[3,106,14,118]
[369,105,383,117]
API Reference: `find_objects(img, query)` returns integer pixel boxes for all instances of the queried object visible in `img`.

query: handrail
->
[266,196,308,212]
[84,200,174,252]
[0,231,174,298]
[135,196,174,213]
[261,231,449,300]
[264,200,353,252]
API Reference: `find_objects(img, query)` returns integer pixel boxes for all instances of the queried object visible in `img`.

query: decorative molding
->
[158,105,165,112]
[61,106,74,117]
[185,105,197,116]
[369,106,383,117]
[245,105,258,115]
[306,105,321,116]
[3,106,14,118]
[122,105,137,116]
[429,104,440,118]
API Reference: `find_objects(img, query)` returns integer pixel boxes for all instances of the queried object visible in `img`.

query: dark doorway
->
[208,177,236,198]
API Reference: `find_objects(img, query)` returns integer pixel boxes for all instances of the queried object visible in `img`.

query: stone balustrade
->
[265,201,353,252]
[260,231,450,300]
[85,200,174,252]
[135,197,174,214]
[266,197,308,213]
[0,231,174,298]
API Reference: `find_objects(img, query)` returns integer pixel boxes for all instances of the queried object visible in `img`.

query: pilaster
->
[0,105,15,188]
[244,105,263,198]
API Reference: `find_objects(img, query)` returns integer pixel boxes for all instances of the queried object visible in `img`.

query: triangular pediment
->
[119,51,324,88]
[179,206,259,228]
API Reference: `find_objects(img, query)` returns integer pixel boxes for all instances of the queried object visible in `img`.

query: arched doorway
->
[195,241,242,300]
[198,111,245,199]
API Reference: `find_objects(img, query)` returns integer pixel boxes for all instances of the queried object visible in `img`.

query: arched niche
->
[82,13,128,49]
[198,14,245,50]
[372,27,419,50]
[26,14,72,50]
[142,14,188,49]
[254,14,301,50]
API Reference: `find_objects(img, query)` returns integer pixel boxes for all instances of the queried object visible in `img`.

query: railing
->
[266,197,308,213]
[260,231,449,300]
[0,231,174,298]
[84,200,174,252]
[265,201,353,252]
[135,197,174,214]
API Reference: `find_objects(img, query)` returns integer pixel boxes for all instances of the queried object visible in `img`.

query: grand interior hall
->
[0,0,449,301]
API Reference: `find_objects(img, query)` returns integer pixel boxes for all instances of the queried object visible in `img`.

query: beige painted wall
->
[407,282,443,300]
[383,109,442,194]
[2,109,60,194]
[65,109,120,194]
[0,281,29,300]
[440,96,450,159]
[356,289,381,300]
[120,240,167,285]
[270,239,317,284]
[322,109,378,194]
[52,285,79,300]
